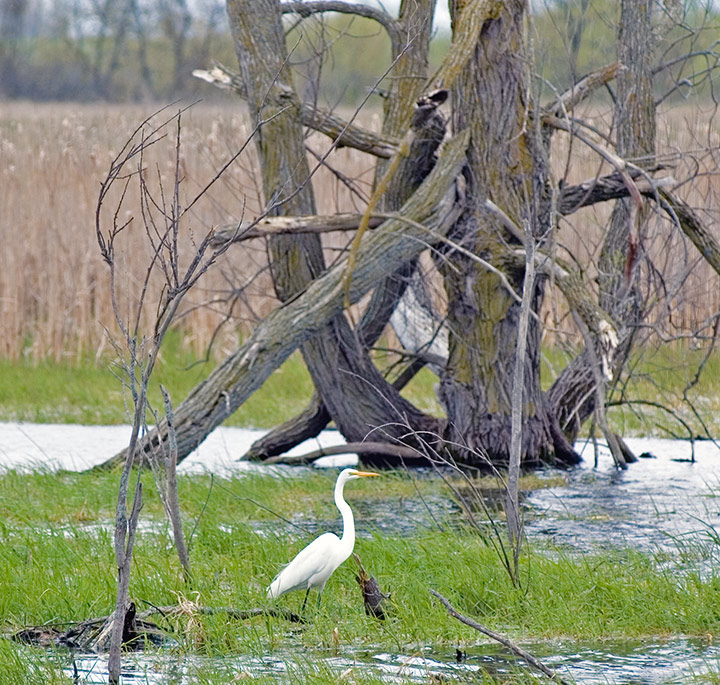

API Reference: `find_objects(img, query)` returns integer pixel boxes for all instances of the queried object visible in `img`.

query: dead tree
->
[96,0,720,472]
[95,108,238,683]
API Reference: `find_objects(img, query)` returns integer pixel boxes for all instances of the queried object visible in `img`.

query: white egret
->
[267,468,379,611]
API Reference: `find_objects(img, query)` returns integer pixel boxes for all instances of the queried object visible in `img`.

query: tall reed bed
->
[0,101,373,363]
[1,101,718,364]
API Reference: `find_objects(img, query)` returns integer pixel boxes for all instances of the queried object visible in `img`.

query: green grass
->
[0,640,69,685]
[541,344,720,438]
[2,469,720,682]
[0,326,425,428]
[0,336,444,428]
[3,340,719,436]
[0,348,315,428]
[0,472,720,684]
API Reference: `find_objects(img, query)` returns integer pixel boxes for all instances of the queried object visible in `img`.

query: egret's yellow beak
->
[355,470,380,477]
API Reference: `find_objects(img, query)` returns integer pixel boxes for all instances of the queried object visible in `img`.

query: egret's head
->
[342,468,380,481]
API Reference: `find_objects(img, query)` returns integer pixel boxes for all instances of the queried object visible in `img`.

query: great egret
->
[267,468,379,611]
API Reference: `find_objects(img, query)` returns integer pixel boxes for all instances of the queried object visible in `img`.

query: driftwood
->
[11,602,163,653]
[431,590,570,684]
[263,441,423,466]
[209,213,385,247]
[10,604,304,653]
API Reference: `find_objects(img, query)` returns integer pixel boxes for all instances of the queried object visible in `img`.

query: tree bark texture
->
[95,130,468,470]
[227,0,441,462]
[438,0,579,466]
[548,0,658,447]
[242,0,441,462]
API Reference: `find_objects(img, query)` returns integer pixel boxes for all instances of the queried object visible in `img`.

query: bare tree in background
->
[96,0,720,475]
[1,0,227,100]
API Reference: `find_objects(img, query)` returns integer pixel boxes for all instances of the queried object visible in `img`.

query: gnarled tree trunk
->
[546,0,659,456]
[245,0,438,461]
[438,0,579,466]
[96,0,720,473]
[227,0,441,463]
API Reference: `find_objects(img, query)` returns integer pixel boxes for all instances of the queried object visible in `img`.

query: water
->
[0,421,356,474]
[4,422,720,683]
[527,437,720,559]
[54,638,720,684]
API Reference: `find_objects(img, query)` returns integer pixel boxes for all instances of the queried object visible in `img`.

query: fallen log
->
[263,441,423,465]
[10,604,304,652]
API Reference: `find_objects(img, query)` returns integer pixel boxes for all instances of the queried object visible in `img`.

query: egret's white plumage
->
[267,468,379,608]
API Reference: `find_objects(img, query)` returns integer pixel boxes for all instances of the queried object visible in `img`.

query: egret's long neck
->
[335,477,355,553]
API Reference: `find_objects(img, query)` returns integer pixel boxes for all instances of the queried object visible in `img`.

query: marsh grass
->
[541,344,720,437]
[2,339,718,437]
[0,640,69,685]
[0,100,371,363]
[2,468,720,682]
[0,345,315,428]
[2,101,719,366]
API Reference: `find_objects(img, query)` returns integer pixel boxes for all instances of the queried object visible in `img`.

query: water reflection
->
[527,437,720,559]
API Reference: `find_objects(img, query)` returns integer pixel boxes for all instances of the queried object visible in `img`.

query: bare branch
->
[159,385,192,583]
[558,171,676,215]
[280,1,401,51]
[210,213,384,246]
[544,114,644,208]
[192,63,398,158]
[430,590,571,684]
[657,188,720,277]
[543,62,621,118]
[507,224,534,578]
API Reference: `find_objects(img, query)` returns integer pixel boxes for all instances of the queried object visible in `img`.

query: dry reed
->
[547,101,720,346]
[0,101,373,362]
[1,100,718,364]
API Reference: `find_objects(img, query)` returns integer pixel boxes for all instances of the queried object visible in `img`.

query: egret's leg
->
[316,591,322,609]
[300,588,310,614]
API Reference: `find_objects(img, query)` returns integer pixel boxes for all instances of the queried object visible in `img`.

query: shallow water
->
[57,636,720,684]
[4,422,720,682]
[0,421,356,473]
[527,437,720,559]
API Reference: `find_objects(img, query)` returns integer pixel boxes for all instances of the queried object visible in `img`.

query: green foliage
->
[0,641,69,685]
[3,469,720,679]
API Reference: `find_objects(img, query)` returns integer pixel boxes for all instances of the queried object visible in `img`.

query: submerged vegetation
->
[2,468,720,682]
